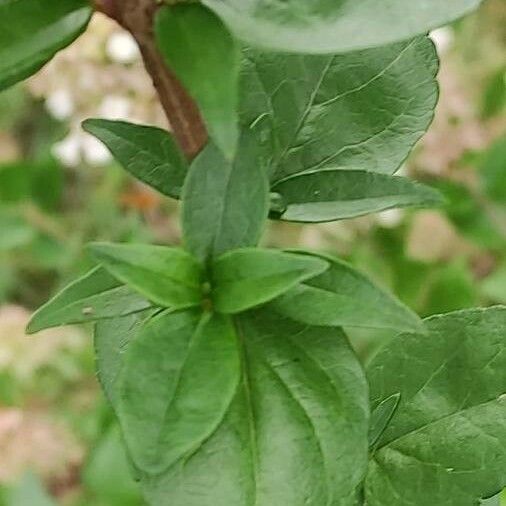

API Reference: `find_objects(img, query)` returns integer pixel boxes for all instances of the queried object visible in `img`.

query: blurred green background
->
[0,3,504,504]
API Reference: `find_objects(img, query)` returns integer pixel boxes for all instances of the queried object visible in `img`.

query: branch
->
[94,0,208,158]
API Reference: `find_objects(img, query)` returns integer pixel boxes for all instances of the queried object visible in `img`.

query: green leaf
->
[27,267,151,334]
[203,0,480,53]
[82,119,188,199]
[132,308,368,506]
[270,251,423,333]
[0,0,91,91]
[156,4,239,158]
[368,393,400,449]
[211,248,328,313]
[88,243,204,309]
[118,310,241,474]
[271,169,443,222]
[240,37,438,183]
[366,307,506,506]
[95,310,155,408]
[6,472,55,506]
[181,139,269,261]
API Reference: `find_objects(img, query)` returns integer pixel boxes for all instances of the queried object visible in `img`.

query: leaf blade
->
[155,4,240,158]
[0,0,91,91]
[212,248,329,313]
[272,169,443,223]
[82,119,188,199]
[87,243,203,308]
[27,267,151,334]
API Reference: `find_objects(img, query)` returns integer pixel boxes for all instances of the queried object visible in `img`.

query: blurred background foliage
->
[0,2,504,504]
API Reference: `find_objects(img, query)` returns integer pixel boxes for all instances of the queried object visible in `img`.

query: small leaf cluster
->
[1,0,504,505]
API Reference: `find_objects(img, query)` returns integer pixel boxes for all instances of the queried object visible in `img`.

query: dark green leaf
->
[240,37,438,183]
[82,119,188,199]
[118,310,241,474]
[366,307,506,506]
[27,267,151,334]
[181,139,269,261]
[0,0,91,91]
[272,169,443,222]
[368,393,401,449]
[270,251,424,333]
[156,4,239,158]
[203,0,480,53]
[134,309,368,506]
[211,248,328,313]
[88,243,204,308]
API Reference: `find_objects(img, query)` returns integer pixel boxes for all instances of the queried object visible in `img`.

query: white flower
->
[45,89,75,120]
[430,27,454,55]
[82,133,112,166]
[99,94,132,120]
[52,133,82,167]
[106,31,140,64]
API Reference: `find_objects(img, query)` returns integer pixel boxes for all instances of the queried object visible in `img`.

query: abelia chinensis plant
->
[2,0,505,504]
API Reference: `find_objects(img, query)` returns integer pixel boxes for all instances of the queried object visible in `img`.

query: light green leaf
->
[203,0,481,53]
[27,267,151,334]
[118,310,241,474]
[0,0,91,91]
[240,37,438,182]
[82,119,188,199]
[95,309,156,408]
[88,243,204,309]
[136,308,368,506]
[366,307,506,506]
[270,251,423,333]
[272,169,443,222]
[181,139,269,261]
[212,248,328,313]
[156,4,239,158]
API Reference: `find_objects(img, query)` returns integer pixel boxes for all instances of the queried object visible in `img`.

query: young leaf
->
[240,38,438,182]
[0,0,91,91]
[131,309,369,505]
[118,310,241,474]
[366,307,506,506]
[27,267,151,334]
[155,4,239,159]
[82,119,188,199]
[271,169,443,222]
[211,248,328,313]
[203,0,480,53]
[88,243,203,309]
[270,251,424,333]
[94,310,156,408]
[181,139,269,262]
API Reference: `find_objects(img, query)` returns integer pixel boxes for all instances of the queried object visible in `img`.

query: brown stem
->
[94,0,208,158]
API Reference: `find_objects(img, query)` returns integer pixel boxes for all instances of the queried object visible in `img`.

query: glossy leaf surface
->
[83,119,188,199]
[0,0,91,91]
[212,248,328,313]
[366,307,506,506]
